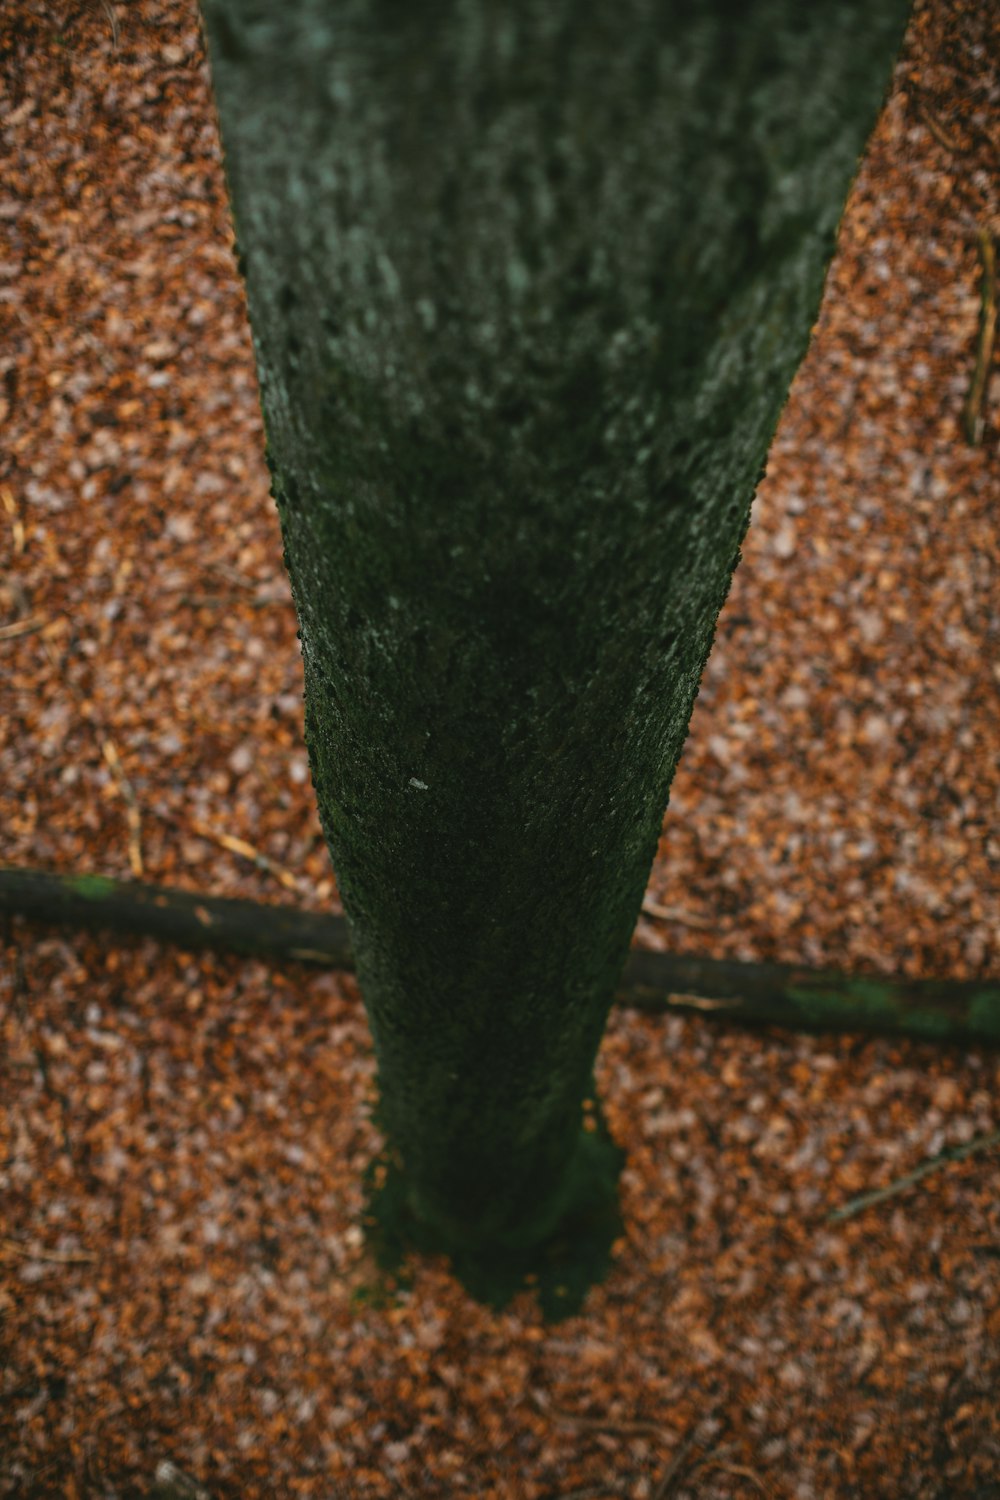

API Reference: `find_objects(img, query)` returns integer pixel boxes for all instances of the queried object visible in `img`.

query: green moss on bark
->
[201,0,909,1304]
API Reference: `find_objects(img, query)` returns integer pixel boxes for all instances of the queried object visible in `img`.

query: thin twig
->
[963,228,996,445]
[916,102,963,156]
[555,1487,621,1500]
[695,1459,772,1496]
[0,615,47,641]
[207,561,273,593]
[0,1237,96,1265]
[102,739,144,877]
[641,899,713,929]
[99,0,119,50]
[190,821,301,893]
[663,992,740,1013]
[1,484,25,554]
[827,1127,1000,1224]
[544,1400,671,1442]
[179,592,289,609]
[652,1421,704,1500]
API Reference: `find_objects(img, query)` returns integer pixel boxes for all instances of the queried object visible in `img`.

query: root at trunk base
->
[362,1105,625,1321]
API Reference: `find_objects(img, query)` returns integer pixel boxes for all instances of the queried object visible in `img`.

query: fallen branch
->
[622,947,1000,1045]
[0,864,352,971]
[827,1127,1000,1223]
[0,865,997,1045]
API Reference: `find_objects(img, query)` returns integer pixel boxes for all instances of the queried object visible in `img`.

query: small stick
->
[190,821,301,893]
[663,992,740,1013]
[1,484,25,554]
[0,616,47,641]
[208,561,271,592]
[544,1400,672,1442]
[827,1127,1000,1223]
[696,1459,772,1497]
[963,228,997,445]
[555,1487,620,1500]
[99,0,119,50]
[917,102,963,156]
[0,1237,96,1265]
[102,739,144,877]
[641,899,713,929]
[179,592,289,609]
[652,1422,703,1500]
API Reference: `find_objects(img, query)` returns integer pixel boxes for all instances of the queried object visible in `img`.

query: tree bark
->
[200,0,909,1259]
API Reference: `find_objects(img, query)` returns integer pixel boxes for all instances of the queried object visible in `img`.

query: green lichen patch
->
[68,874,117,901]
[968,990,1000,1043]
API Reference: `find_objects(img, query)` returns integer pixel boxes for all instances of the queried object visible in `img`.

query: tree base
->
[362,1107,625,1321]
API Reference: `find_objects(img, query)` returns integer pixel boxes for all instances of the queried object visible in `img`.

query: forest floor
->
[1,0,998,1496]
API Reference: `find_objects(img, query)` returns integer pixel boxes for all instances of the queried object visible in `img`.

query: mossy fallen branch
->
[2,864,997,1047]
[0,864,353,971]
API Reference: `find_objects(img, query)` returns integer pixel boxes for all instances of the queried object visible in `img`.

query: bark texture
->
[200,0,909,1256]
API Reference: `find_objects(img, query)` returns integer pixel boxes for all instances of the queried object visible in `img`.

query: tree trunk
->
[200,0,909,1272]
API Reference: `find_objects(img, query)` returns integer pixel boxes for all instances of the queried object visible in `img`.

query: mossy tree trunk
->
[200,0,908,1278]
